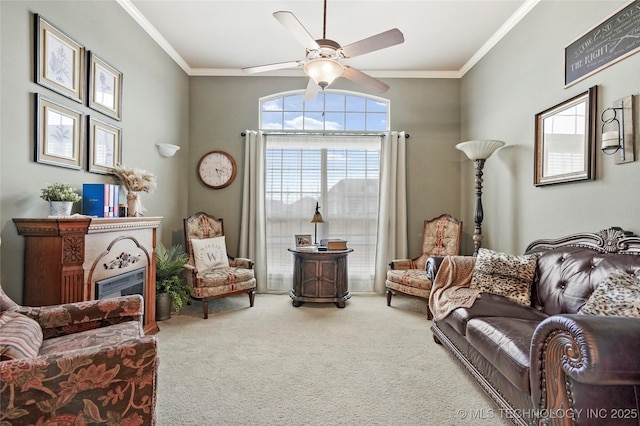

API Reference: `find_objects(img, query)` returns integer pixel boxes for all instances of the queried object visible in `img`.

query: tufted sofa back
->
[532,246,640,315]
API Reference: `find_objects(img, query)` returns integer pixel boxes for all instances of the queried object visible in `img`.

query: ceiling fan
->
[242,0,404,100]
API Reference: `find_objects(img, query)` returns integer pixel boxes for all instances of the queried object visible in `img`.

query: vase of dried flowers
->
[113,164,157,217]
[126,192,139,217]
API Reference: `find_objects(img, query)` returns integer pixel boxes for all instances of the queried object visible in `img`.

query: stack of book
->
[82,184,120,217]
[320,239,348,250]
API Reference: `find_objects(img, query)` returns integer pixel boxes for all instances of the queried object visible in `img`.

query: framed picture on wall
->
[35,94,84,170]
[88,52,123,120]
[88,116,122,174]
[34,14,85,103]
[534,86,597,186]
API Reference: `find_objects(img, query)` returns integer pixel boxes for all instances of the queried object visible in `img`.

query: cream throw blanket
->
[429,256,481,321]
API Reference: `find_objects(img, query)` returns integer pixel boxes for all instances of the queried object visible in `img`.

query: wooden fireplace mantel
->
[13,216,162,335]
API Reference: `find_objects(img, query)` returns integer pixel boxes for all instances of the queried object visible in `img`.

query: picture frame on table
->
[295,234,313,248]
[35,14,85,103]
[88,52,123,120]
[87,116,122,174]
[35,93,84,170]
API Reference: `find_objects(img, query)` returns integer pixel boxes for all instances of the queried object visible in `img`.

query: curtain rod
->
[240,131,410,138]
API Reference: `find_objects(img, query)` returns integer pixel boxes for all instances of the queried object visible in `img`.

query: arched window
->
[260,90,389,131]
[260,90,389,293]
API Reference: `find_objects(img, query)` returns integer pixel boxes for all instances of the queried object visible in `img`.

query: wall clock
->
[197,150,237,189]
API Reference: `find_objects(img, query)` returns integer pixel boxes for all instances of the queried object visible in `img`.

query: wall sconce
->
[601,95,635,164]
[310,202,325,245]
[156,143,180,158]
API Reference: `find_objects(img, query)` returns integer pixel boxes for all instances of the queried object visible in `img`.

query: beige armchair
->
[183,212,256,319]
[0,285,158,425]
[385,214,462,319]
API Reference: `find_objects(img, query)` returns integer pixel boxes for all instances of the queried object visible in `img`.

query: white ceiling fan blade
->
[340,28,404,58]
[273,11,320,50]
[242,60,303,74]
[304,77,320,101]
[342,66,389,94]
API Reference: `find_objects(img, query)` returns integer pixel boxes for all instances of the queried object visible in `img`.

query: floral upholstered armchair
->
[385,214,462,319]
[0,285,158,425]
[184,212,256,319]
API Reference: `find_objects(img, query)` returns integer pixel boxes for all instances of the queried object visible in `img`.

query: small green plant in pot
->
[40,183,82,216]
[155,242,190,320]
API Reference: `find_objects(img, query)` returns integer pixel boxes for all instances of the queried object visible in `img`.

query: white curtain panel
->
[373,131,408,293]
[239,130,268,292]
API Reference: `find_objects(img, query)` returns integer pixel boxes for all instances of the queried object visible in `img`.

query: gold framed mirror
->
[534,86,597,186]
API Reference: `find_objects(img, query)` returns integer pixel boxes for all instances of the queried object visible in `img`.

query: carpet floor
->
[155,293,511,425]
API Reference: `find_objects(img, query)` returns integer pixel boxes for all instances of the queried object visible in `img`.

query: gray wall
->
[0,0,465,302]
[188,76,462,257]
[461,0,640,254]
[0,1,189,302]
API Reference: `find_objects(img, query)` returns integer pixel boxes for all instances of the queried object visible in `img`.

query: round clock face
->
[197,150,237,189]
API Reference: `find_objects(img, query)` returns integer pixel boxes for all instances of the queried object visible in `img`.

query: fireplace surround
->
[13,216,161,334]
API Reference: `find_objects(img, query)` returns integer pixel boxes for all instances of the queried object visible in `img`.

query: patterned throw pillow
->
[470,248,538,306]
[191,237,230,271]
[0,311,43,360]
[578,270,640,318]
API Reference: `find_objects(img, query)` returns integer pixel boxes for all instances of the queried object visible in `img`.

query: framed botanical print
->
[35,14,85,103]
[88,116,122,174]
[88,52,123,120]
[35,94,84,170]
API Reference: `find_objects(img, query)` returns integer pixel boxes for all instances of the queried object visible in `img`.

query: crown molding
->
[118,0,539,79]
[459,0,540,76]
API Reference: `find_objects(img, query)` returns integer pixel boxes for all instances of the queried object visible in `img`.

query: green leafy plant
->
[156,243,190,312]
[40,183,82,202]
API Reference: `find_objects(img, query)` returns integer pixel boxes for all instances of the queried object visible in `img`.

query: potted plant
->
[40,183,82,216]
[155,242,190,320]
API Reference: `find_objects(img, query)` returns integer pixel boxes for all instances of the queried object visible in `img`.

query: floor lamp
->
[455,140,505,256]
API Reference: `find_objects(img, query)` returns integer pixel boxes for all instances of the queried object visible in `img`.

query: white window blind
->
[265,134,381,292]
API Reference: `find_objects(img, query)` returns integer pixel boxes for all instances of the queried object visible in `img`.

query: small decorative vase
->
[49,201,73,216]
[127,192,141,217]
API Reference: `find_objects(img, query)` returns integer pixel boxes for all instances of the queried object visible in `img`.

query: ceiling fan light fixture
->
[304,58,343,89]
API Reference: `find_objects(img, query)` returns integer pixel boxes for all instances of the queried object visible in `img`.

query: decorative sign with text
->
[564,1,640,87]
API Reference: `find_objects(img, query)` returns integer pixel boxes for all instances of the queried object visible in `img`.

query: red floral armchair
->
[0,285,158,425]
[385,214,462,319]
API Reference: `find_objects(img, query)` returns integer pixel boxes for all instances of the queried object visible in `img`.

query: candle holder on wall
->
[601,95,635,164]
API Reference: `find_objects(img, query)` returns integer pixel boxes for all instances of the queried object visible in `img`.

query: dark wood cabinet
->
[288,248,352,307]
[13,217,162,334]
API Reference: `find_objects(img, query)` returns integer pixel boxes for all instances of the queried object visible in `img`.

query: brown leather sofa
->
[428,228,640,426]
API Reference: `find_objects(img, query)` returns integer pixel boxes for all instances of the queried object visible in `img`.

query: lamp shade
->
[455,139,505,160]
[304,59,344,89]
[311,201,324,223]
